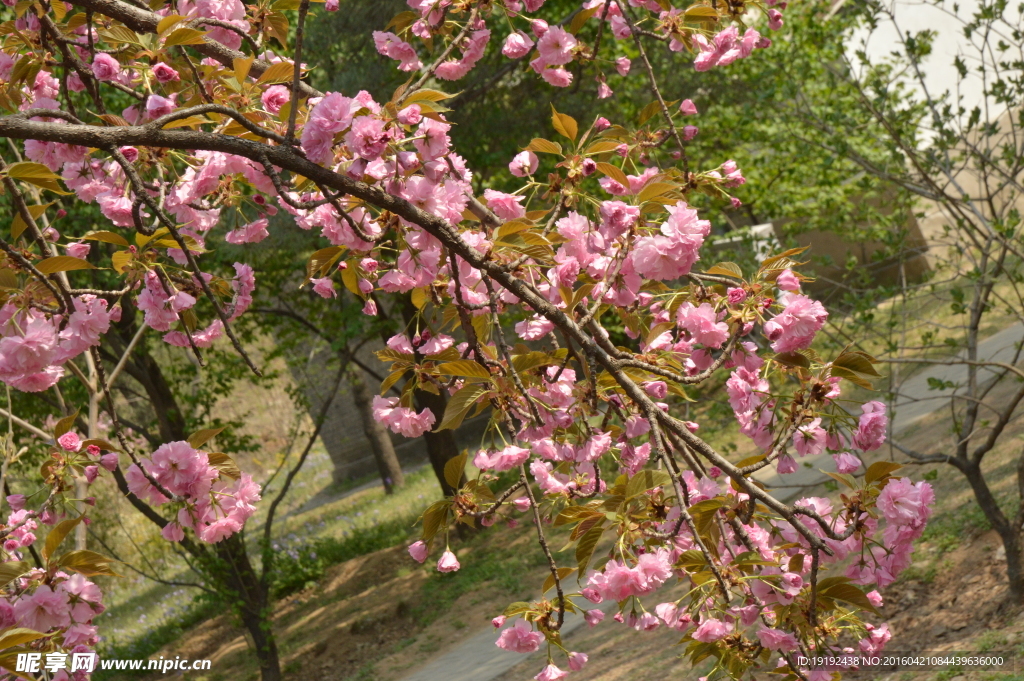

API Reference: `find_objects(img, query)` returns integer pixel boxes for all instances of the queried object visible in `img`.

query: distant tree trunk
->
[398,298,464,496]
[215,534,281,681]
[105,321,284,681]
[963,455,1024,602]
[348,366,404,493]
[414,388,463,496]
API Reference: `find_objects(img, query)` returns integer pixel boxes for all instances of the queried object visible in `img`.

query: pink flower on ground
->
[436,548,460,569]
[495,619,543,653]
[408,540,428,563]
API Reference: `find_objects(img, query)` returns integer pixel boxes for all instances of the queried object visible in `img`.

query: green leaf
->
[420,500,449,542]
[207,452,241,479]
[502,601,532,617]
[0,628,47,650]
[683,4,720,21]
[595,162,630,189]
[162,27,208,46]
[625,470,673,499]
[82,230,131,247]
[443,451,468,490]
[0,561,29,589]
[637,181,676,203]
[830,366,874,389]
[186,426,227,449]
[80,438,119,452]
[436,383,489,431]
[542,567,576,593]
[99,26,141,45]
[568,5,600,34]
[5,162,70,194]
[637,100,662,126]
[865,461,902,485]
[53,409,80,439]
[404,88,456,104]
[306,245,344,279]
[822,471,857,489]
[436,360,491,379]
[820,582,880,616]
[526,138,562,155]
[156,14,186,34]
[11,203,52,240]
[411,287,428,310]
[773,351,811,369]
[575,523,604,576]
[833,351,882,377]
[704,262,744,278]
[35,256,97,274]
[56,549,121,577]
[111,251,132,274]
[256,61,295,85]
[43,516,82,563]
[550,105,578,142]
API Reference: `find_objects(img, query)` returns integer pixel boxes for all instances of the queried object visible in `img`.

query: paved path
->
[397,323,1024,681]
[890,322,1023,432]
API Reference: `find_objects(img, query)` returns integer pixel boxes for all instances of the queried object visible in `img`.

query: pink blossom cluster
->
[126,441,261,543]
[371,396,436,438]
[0,297,111,393]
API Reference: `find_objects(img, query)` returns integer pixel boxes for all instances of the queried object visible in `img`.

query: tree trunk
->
[414,388,464,497]
[349,366,404,493]
[214,535,281,681]
[107,337,284,681]
[962,460,1024,601]
[397,297,464,496]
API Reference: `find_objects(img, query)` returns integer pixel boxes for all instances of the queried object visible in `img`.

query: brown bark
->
[962,456,1024,601]
[348,366,404,493]
[107,340,283,681]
